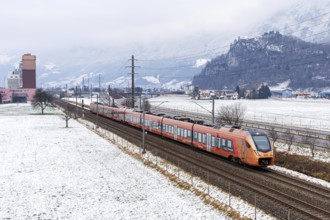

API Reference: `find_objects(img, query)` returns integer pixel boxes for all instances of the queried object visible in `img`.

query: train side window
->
[211,136,215,146]
[198,133,202,142]
[181,129,184,137]
[202,134,206,144]
[222,139,227,147]
[184,129,187,138]
[228,140,233,149]
[187,130,191,138]
[215,138,221,149]
[177,128,181,136]
[194,132,197,140]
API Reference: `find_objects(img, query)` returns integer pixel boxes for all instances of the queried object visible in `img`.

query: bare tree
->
[123,98,133,108]
[326,135,330,152]
[62,103,75,128]
[144,99,151,112]
[268,127,278,146]
[303,135,317,158]
[284,129,295,151]
[217,103,246,126]
[31,88,54,114]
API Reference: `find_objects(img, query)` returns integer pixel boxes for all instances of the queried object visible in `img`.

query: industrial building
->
[0,54,36,103]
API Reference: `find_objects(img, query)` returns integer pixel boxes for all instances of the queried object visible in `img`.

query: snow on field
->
[1,103,329,219]
[275,142,330,163]
[149,95,330,131]
[68,94,330,131]
[0,103,233,219]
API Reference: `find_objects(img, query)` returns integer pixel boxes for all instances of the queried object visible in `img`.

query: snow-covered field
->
[149,95,330,131]
[1,103,329,220]
[69,94,330,131]
[1,103,271,219]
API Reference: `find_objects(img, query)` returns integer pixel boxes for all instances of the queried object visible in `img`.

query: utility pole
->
[99,74,101,92]
[142,97,146,154]
[91,84,93,102]
[96,94,99,128]
[131,55,135,109]
[211,93,215,125]
[82,77,85,93]
[75,85,78,118]
[88,74,90,92]
[127,55,139,109]
[108,84,111,106]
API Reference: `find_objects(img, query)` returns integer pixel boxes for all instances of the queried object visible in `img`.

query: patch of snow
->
[312,76,326,80]
[142,75,160,84]
[269,80,291,90]
[270,166,330,189]
[266,44,282,52]
[275,142,330,163]
[108,76,130,87]
[161,80,191,91]
[149,94,330,131]
[193,59,210,68]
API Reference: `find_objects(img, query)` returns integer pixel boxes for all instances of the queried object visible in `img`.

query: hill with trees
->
[193,31,330,90]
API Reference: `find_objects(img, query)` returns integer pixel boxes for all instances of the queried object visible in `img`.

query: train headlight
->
[254,150,259,156]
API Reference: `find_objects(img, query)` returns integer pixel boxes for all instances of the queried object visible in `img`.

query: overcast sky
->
[0,0,299,54]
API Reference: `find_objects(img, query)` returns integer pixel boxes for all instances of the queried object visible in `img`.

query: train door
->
[240,140,248,163]
[174,126,178,141]
[206,133,212,152]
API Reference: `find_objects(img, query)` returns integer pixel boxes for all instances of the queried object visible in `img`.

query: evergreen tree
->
[236,85,240,98]
[258,84,272,99]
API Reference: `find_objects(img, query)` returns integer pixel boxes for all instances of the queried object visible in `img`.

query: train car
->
[193,124,274,166]
[161,117,194,146]
[90,102,127,122]
[143,114,163,135]
[90,103,274,167]
[125,110,142,128]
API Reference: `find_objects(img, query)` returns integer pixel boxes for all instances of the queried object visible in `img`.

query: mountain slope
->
[193,31,330,90]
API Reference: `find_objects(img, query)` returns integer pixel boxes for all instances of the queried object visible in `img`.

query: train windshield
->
[252,135,271,152]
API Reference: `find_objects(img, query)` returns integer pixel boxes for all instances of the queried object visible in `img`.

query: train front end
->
[244,131,275,166]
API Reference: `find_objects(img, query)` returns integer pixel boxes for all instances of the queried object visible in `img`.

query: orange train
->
[90,103,275,167]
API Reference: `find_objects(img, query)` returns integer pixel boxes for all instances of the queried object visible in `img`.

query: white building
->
[6,70,21,89]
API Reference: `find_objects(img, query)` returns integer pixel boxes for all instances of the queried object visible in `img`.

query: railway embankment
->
[275,151,330,182]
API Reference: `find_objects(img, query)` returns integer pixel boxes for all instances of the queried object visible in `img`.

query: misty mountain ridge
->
[193,31,330,90]
[1,0,330,90]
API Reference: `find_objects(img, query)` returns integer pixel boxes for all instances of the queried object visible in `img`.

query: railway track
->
[56,100,330,219]
[151,106,330,149]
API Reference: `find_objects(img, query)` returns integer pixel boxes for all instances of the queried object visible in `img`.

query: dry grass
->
[275,152,330,182]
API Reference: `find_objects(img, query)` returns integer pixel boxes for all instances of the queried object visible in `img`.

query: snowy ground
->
[70,94,330,131]
[1,103,274,220]
[149,95,330,131]
[1,103,329,220]
[275,142,330,163]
